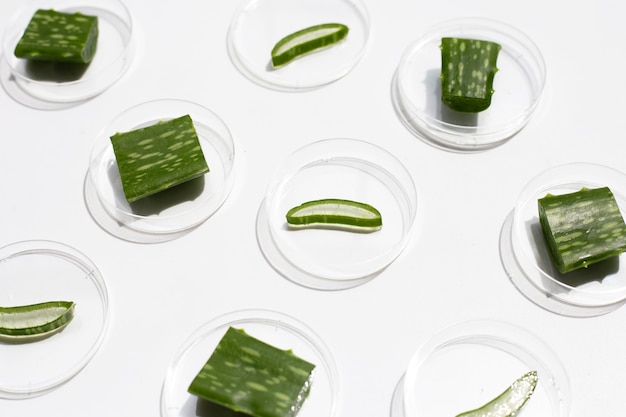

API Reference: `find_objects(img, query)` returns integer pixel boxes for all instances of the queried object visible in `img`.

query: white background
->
[1,0,625,416]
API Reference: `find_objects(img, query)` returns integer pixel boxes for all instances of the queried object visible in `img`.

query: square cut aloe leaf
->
[188,327,316,417]
[14,9,99,64]
[110,114,210,203]
[538,186,626,274]
[440,37,501,113]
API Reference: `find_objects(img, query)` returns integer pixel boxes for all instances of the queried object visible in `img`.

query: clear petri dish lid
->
[0,240,109,399]
[257,138,418,290]
[86,99,236,244]
[396,320,570,417]
[227,0,370,91]
[503,162,626,317]
[1,0,134,106]
[392,17,546,152]
[160,309,339,417]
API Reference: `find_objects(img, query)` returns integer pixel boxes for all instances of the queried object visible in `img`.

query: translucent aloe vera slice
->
[455,371,538,417]
[14,9,99,64]
[285,198,382,232]
[271,23,349,68]
[110,114,210,203]
[440,37,501,113]
[538,186,626,274]
[0,301,75,340]
[188,327,315,417]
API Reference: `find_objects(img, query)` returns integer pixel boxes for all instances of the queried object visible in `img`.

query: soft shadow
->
[129,176,206,216]
[195,398,249,417]
[24,60,89,82]
[529,220,619,289]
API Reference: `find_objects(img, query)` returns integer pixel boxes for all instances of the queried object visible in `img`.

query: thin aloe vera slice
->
[538,186,626,274]
[440,37,501,113]
[110,114,210,203]
[188,327,315,417]
[455,370,538,417]
[286,198,382,231]
[271,23,349,68]
[14,9,99,64]
[0,301,75,339]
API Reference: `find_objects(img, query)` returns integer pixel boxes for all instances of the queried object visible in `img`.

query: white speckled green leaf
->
[14,9,98,64]
[110,114,209,203]
[538,187,626,274]
[440,37,501,113]
[188,327,315,417]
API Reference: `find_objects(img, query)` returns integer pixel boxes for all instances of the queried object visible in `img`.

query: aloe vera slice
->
[440,37,501,113]
[455,371,538,417]
[538,186,626,274]
[110,114,210,203]
[188,327,315,417]
[286,198,382,231]
[0,301,75,339]
[271,23,349,68]
[14,9,98,64]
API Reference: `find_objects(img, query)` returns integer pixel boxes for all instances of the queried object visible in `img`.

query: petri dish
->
[392,17,546,151]
[227,0,370,91]
[0,240,109,399]
[503,162,626,317]
[87,99,236,243]
[160,309,339,417]
[396,320,570,417]
[257,138,418,290]
[1,0,134,104]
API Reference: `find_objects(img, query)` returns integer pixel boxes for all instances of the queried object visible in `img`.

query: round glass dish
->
[392,17,546,151]
[87,99,236,243]
[160,309,339,417]
[1,0,134,104]
[394,320,569,417]
[257,138,418,290]
[503,162,626,317]
[0,240,109,399]
[227,0,370,91]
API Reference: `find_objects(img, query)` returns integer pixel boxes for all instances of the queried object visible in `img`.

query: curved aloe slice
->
[455,371,538,417]
[286,198,382,231]
[0,301,75,340]
[271,23,349,68]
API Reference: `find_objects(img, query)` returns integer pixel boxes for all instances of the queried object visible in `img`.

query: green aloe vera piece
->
[440,37,501,113]
[271,23,349,68]
[538,186,626,274]
[188,327,315,417]
[0,301,75,339]
[455,371,538,417]
[110,114,209,203]
[286,198,382,232]
[14,9,98,64]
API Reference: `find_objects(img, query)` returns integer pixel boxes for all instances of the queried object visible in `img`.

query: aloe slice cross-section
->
[110,114,210,203]
[0,301,75,339]
[271,23,349,68]
[286,198,382,231]
[188,327,315,417]
[538,186,626,274]
[455,370,538,417]
[440,37,501,113]
[14,9,99,64]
